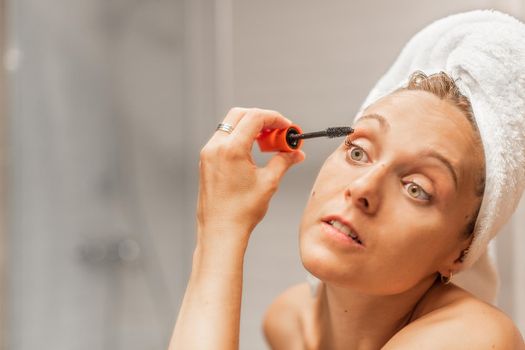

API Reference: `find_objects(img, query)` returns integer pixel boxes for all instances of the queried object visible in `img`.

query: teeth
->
[329,219,359,241]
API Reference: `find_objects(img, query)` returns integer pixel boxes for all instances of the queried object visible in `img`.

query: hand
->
[197,107,305,248]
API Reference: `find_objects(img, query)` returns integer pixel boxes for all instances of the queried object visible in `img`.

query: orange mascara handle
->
[256,124,303,152]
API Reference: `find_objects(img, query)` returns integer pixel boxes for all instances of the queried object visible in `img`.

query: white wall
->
[6,0,193,349]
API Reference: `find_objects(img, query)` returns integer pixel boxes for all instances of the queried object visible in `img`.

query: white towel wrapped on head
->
[357,10,525,303]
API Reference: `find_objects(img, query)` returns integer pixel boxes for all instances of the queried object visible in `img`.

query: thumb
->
[262,150,305,184]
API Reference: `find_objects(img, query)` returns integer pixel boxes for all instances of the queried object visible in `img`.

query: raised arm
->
[168,108,305,350]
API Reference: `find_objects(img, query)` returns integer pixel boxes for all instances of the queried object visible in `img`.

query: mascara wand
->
[287,127,354,140]
[257,125,354,152]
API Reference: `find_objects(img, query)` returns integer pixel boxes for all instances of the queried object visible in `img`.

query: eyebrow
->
[357,113,391,132]
[356,113,459,189]
[419,149,459,190]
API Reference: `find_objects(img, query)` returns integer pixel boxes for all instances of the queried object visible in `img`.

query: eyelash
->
[343,139,432,202]
[344,140,368,162]
[403,181,432,202]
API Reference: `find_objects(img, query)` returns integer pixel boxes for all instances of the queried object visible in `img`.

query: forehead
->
[360,90,477,151]
[358,90,482,185]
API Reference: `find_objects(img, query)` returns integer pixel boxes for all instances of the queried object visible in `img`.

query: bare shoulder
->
[384,285,525,349]
[262,282,312,350]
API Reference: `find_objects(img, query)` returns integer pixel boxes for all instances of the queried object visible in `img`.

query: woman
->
[170,11,525,350]
[264,71,523,349]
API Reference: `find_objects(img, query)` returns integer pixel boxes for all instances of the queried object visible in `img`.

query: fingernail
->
[292,151,304,163]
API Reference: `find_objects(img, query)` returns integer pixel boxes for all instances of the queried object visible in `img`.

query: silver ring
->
[217,122,234,134]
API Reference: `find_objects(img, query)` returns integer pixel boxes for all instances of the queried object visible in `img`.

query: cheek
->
[300,158,347,254]
[348,206,453,292]
[305,162,343,207]
[383,215,452,271]
[310,153,349,193]
[388,206,447,252]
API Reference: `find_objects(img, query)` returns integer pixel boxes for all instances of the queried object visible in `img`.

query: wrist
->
[196,221,252,250]
[192,229,249,276]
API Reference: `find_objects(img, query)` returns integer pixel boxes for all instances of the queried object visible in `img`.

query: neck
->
[314,275,438,350]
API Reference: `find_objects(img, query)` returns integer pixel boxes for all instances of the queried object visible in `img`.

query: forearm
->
[169,233,248,350]
[169,107,303,349]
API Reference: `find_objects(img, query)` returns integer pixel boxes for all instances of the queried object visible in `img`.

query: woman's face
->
[299,90,484,295]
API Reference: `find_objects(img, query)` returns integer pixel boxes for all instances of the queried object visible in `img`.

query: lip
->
[321,215,365,247]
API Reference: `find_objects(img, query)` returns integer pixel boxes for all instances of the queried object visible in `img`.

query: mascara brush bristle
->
[326,127,354,138]
[287,126,354,141]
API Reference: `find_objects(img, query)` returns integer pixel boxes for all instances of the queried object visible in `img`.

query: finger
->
[213,107,249,139]
[230,108,292,148]
[260,150,305,186]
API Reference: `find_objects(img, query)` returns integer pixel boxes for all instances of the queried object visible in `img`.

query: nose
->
[345,164,387,214]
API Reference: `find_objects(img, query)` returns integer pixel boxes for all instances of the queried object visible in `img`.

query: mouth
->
[323,217,364,246]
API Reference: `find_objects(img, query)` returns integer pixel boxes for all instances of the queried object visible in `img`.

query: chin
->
[299,226,409,294]
[300,227,328,277]
[299,228,359,287]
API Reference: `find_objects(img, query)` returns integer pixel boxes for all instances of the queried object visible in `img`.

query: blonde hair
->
[404,71,478,134]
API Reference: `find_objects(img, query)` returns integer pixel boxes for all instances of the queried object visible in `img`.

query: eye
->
[403,182,431,201]
[345,141,369,163]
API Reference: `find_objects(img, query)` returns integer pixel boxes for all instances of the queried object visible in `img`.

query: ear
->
[437,238,472,277]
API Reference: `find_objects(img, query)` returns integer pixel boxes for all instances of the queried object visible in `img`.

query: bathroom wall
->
[5,0,192,349]
[0,0,6,347]
[3,1,524,349]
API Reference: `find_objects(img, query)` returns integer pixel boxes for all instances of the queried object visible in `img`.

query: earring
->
[459,247,470,263]
[441,272,452,285]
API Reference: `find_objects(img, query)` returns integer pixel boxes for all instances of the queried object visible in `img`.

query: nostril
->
[360,198,369,208]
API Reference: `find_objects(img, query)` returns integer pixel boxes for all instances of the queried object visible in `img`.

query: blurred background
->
[0,0,524,349]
